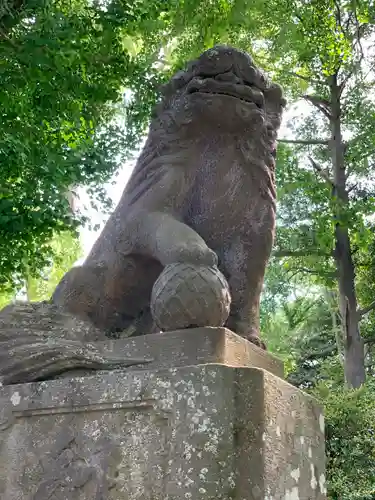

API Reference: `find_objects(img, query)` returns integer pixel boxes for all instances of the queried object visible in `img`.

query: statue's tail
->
[0,302,150,385]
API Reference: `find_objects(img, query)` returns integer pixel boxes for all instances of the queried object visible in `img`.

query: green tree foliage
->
[0,0,222,290]
[355,230,375,371]
[243,0,375,387]
[262,277,375,498]
[1,0,131,288]
[261,281,341,385]
[0,229,82,307]
[0,0,273,291]
[315,381,375,499]
[24,230,82,301]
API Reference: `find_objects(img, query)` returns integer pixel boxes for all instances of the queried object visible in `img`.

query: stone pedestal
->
[101,327,284,378]
[0,329,326,499]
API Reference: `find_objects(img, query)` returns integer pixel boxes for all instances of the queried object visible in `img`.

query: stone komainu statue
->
[52,45,286,348]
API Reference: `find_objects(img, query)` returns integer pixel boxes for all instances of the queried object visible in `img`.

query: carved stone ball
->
[150,263,231,331]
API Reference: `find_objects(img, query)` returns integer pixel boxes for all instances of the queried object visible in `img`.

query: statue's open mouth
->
[190,88,263,108]
[187,78,265,110]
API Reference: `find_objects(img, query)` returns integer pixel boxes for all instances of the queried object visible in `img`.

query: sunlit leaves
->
[317,380,375,499]
[0,0,144,288]
[25,230,82,301]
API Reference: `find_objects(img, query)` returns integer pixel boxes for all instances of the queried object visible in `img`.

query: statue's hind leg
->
[52,254,162,336]
[53,163,218,335]
[53,210,218,337]
[217,220,275,350]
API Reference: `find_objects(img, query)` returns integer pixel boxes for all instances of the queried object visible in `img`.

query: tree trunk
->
[324,288,344,366]
[329,75,365,388]
[65,186,78,214]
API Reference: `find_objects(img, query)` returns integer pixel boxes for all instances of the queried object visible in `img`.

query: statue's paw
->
[172,244,218,267]
[246,333,267,350]
[225,319,267,350]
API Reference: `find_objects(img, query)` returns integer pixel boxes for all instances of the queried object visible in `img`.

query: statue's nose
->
[215,71,243,84]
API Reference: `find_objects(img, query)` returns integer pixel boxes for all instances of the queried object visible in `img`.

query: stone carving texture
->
[0,406,169,499]
[0,365,326,499]
[52,44,286,347]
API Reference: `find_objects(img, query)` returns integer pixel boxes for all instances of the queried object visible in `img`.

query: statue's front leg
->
[126,210,218,267]
[53,163,217,335]
[120,164,218,267]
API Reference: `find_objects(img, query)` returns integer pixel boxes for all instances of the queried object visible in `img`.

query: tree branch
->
[303,94,332,119]
[347,182,358,194]
[343,9,355,32]
[353,8,365,61]
[291,267,337,278]
[333,0,343,29]
[338,71,354,98]
[357,301,375,319]
[338,10,367,96]
[278,138,329,146]
[284,71,326,86]
[274,249,333,258]
[309,156,334,186]
[285,268,337,282]
[303,94,331,108]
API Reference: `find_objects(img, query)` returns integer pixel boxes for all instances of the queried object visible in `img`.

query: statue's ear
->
[160,70,191,98]
[264,84,287,109]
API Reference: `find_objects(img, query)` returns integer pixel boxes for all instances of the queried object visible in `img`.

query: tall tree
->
[1,0,131,288]
[120,1,375,387]
[0,0,254,291]
[236,0,375,388]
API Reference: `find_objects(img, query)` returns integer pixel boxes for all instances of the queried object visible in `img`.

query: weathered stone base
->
[0,364,326,499]
[103,327,284,378]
